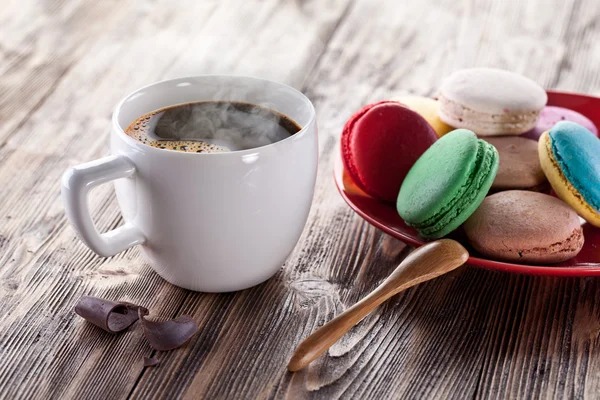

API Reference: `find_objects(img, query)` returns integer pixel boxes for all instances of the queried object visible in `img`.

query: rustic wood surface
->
[287,240,470,372]
[1,0,600,399]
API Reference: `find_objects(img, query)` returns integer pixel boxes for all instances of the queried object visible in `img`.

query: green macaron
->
[397,129,499,239]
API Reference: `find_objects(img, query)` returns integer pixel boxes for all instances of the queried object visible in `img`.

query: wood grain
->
[0,0,600,398]
[288,240,469,372]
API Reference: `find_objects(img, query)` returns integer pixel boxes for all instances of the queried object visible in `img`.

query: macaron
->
[438,68,547,136]
[394,96,453,137]
[341,101,438,202]
[538,121,600,227]
[397,129,499,239]
[522,105,598,141]
[483,136,548,192]
[464,191,584,264]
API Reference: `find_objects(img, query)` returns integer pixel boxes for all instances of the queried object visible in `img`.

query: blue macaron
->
[538,121,600,227]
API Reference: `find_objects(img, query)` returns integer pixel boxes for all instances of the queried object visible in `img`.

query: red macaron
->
[341,101,438,202]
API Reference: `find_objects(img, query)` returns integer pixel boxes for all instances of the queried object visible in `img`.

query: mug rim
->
[111,75,317,157]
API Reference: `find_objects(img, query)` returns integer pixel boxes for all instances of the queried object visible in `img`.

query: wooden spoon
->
[287,239,469,372]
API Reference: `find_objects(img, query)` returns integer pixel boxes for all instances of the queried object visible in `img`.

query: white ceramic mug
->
[61,76,318,292]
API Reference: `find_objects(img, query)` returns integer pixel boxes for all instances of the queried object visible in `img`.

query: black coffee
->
[125,101,301,153]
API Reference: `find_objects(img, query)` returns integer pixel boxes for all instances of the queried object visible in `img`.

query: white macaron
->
[438,68,547,136]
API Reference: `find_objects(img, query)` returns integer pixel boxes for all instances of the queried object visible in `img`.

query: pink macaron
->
[522,106,598,141]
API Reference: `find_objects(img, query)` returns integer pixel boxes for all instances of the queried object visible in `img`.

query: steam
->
[149,101,298,151]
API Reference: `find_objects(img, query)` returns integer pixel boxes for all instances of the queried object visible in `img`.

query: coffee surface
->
[124,101,301,153]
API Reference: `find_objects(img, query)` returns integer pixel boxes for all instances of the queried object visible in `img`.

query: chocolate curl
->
[143,357,160,367]
[74,296,140,333]
[138,307,199,351]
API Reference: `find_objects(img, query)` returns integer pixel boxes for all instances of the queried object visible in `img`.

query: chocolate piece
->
[74,296,200,353]
[74,296,140,333]
[138,307,199,351]
[143,357,160,367]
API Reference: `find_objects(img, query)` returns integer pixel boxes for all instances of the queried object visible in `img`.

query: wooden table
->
[2,0,600,398]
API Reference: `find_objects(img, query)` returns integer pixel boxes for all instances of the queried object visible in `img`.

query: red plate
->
[334,90,600,276]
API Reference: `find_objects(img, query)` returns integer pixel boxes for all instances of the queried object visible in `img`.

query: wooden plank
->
[0,0,130,143]
[170,0,600,397]
[475,276,600,399]
[128,0,356,396]
[0,0,352,399]
[0,2,221,399]
[460,0,600,397]
[287,0,600,397]
[0,0,599,398]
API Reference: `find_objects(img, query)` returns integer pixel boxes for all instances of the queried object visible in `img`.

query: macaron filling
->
[438,95,540,133]
[548,123,600,211]
[408,140,497,237]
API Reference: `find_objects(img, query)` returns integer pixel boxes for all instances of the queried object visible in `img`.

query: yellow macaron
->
[538,122,600,227]
[394,96,453,137]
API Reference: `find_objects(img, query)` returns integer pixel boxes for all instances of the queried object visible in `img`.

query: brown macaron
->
[484,136,548,192]
[464,191,584,264]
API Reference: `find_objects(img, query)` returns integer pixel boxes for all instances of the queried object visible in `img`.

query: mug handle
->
[61,155,145,257]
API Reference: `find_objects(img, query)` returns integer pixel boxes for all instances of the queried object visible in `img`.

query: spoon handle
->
[287,239,468,372]
[287,284,392,372]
